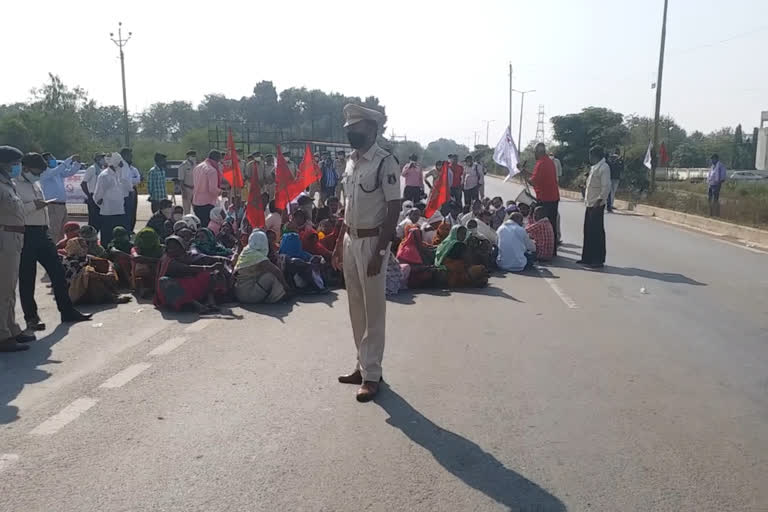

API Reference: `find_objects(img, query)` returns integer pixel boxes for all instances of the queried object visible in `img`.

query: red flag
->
[222,129,244,188]
[659,142,670,166]
[424,162,450,219]
[288,144,323,199]
[245,161,265,229]
[274,145,295,210]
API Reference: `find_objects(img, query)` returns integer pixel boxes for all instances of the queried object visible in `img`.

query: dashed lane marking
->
[149,336,189,356]
[29,397,98,436]
[0,454,19,473]
[539,268,579,309]
[99,363,152,389]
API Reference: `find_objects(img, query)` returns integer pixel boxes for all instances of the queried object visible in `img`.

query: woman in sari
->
[396,226,439,288]
[131,228,164,297]
[62,238,131,305]
[154,236,226,313]
[207,206,227,235]
[217,222,238,250]
[279,232,326,292]
[434,225,489,288]
[192,228,233,257]
[56,221,82,251]
[430,220,452,247]
[108,226,134,286]
[79,225,107,258]
[233,231,289,304]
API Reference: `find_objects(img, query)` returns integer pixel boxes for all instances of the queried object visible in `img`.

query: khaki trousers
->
[342,233,389,382]
[48,203,67,244]
[0,231,23,341]
[182,187,194,215]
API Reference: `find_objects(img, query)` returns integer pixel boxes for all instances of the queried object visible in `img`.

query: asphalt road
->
[1,178,766,511]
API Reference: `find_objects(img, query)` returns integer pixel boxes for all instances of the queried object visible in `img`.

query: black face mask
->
[347,132,368,150]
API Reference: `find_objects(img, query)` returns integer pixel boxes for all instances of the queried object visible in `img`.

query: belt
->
[0,225,25,233]
[345,224,380,238]
[49,201,66,205]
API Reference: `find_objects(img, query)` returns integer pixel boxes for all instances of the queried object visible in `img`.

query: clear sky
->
[2,0,766,148]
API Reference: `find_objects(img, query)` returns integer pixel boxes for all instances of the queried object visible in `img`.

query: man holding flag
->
[332,104,401,403]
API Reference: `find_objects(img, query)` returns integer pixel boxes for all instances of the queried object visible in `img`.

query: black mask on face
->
[347,132,369,150]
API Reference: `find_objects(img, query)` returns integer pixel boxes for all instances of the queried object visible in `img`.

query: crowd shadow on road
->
[0,323,71,424]
[388,285,522,305]
[543,256,706,285]
[376,386,566,512]
[238,290,340,323]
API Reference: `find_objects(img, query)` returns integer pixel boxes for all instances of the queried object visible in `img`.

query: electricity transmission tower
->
[535,105,546,142]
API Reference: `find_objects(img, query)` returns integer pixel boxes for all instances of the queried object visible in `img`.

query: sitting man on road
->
[496,212,536,272]
[146,198,174,240]
[525,206,555,261]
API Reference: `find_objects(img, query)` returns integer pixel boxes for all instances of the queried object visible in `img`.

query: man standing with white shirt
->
[94,153,131,248]
[176,150,197,214]
[119,148,141,232]
[578,146,611,268]
[81,152,106,233]
[39,152,81,244]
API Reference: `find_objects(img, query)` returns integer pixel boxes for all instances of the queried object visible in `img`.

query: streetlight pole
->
[650,0,669,193]
[512,89,535,151]
[482,120,495,146]
[110,22,132,148]
[508,63,513,134]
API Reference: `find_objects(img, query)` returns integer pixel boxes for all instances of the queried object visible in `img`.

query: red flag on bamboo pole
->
[659,142,670,166]
[288,144,323,199]
[245,162,265,229]
[424,162,450,219]
[222,128,244,188]
[274,145,295,210]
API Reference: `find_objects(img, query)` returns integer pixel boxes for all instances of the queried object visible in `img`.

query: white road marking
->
[29,397,98,436]
[149,336,189,356]
[650,217,767,254]
[538,269,579,309]
[0,454,19,473]
[185,319,214,333]
[99,363,152,389]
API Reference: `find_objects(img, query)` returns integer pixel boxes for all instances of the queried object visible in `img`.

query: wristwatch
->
[378,249,387,257]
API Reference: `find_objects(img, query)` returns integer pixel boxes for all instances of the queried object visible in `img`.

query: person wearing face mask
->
[16,153,93,332]
[146,198,174,239]
[0,145,36,351]
[332,104,401,403]
[94,152,132,248]
[176,150,197,214]
[192,150,224,228]
[82,152,107,233]
[119,148,142,232]
[39,151,82,246]
[147,152,169,214]
[401,153,424,204]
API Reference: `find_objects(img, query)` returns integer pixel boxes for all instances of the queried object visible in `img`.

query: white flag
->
[493,126,520,181]
[643,140,653,170]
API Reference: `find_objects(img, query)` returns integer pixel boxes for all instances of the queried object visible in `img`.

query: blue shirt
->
[39,157,82,202]
[147,165,167,201]
[708,161,727,186]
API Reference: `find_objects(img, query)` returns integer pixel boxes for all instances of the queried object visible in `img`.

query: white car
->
[729,171,765,181]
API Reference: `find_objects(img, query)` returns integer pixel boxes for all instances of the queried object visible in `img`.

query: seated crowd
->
[47,184,556,313]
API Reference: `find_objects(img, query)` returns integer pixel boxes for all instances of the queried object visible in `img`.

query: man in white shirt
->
[94,153,132,248]
[119,148,141,232]
[462,155,483,206]
[496,212,536,272]
[578,146,612,268]
[17,153,91,331]
[81,152,106,233]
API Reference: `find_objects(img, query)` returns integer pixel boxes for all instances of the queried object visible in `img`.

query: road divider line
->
[149,336,189,356]
[185,319,214,333]
[29,397,97,436]
[539,269,578,309]
[99,363,152,389]
[0,454,19,473]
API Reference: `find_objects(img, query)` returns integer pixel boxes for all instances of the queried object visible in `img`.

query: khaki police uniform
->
[0,170,25,342]
[342,142,401,382]
[177,158,196,214]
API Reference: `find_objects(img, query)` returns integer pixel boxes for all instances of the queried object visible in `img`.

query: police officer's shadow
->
[375,384,566,511]
[0,323,71,424]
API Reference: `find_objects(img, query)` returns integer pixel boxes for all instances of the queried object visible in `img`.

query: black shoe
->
[575,260,585,264]
[0,342,30,352]
[16,332,36,343]
[589,263,605,269]
[27,319,46,331]
[61,310,93,323]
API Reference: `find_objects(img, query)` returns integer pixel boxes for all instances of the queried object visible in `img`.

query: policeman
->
[332,104,401,402]
[0,146,36,352]
[176,150,197,214]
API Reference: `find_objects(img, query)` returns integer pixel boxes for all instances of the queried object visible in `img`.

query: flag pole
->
[508,62,513,135]
[651,0,669,194]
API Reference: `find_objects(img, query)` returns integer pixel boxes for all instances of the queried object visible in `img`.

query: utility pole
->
[110,22,132,147]
[508,63,513,133]
[650,0,669,193]
[473,131,478,148]
[482,120,495,146]
[513,89,535,151]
